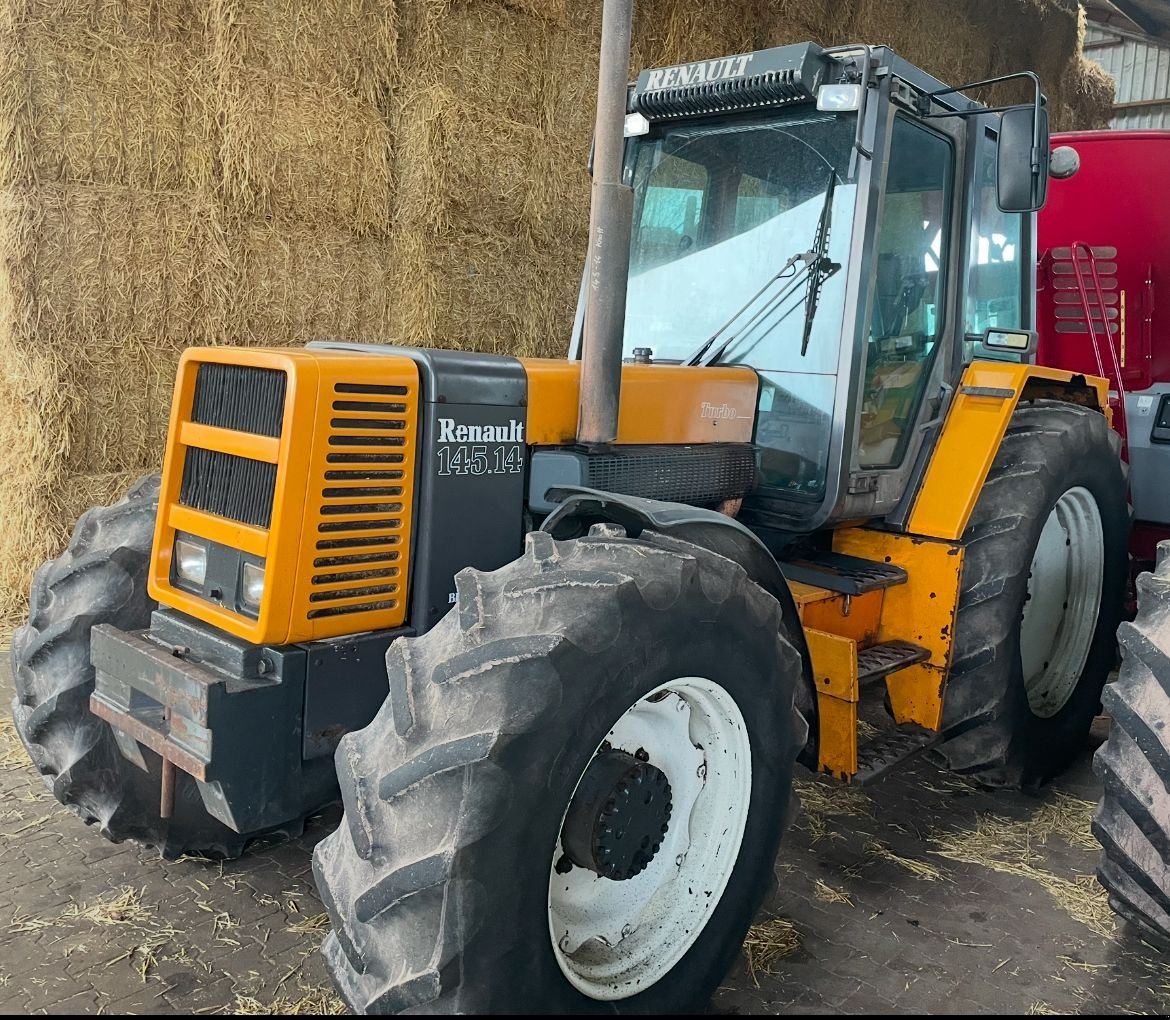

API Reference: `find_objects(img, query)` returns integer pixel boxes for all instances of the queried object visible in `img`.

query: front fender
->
[541,487,817,765]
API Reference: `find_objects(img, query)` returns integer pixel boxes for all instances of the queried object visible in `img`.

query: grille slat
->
[322,486,403,498]
[326,453,404,465]
[309,583,399,603]
[315,535,401,551]
[314,550,400,568]
[312,567,400,585]
[308,599,397,620]
[333,400,408,413]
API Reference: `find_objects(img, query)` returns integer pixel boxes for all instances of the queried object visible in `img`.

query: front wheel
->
[313,525,805,1013]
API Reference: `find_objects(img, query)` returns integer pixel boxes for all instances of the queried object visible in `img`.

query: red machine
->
[1038,130,1170,566]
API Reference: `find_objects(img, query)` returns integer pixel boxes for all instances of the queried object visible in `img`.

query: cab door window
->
[859,116,955,469]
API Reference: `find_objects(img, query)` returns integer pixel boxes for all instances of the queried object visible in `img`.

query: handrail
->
[1069,241,1128,443]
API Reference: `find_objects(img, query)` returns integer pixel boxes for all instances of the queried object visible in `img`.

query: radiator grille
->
[583,444,756,505]
[308,382,411,620]
[179,448,278,528]
[192,363,287,437]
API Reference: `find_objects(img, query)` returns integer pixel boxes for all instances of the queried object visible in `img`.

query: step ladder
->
[780,550,935,783]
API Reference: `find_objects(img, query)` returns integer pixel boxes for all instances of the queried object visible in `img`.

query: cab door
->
[848,97,966,519]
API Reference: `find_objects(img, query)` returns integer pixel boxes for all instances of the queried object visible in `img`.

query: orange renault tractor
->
[10,1,1127,1012]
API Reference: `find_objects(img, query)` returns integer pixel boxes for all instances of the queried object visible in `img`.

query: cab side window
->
[859,116,954,469]
[964,127,1025,361]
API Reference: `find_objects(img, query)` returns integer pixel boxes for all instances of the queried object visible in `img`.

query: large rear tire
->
[1093,541,1170,943]
[313,525,804,1013]
[9,476,263,858]
[935,400,1128,787]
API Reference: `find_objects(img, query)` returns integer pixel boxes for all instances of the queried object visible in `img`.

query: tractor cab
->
[573,43,1049,535]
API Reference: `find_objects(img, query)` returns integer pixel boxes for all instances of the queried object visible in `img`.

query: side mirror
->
[997,105,1049,213]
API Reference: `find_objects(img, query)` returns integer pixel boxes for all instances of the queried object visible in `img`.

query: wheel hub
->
[560,748,672,881]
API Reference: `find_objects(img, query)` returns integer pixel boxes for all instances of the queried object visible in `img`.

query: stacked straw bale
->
[0,0,399,619]
[0,0,1113,619]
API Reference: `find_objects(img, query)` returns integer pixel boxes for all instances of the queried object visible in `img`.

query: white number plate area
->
[436,443,524,477]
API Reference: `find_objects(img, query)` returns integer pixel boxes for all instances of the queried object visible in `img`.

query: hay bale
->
[202,0,399,103]
[388,226,579,357]
[218,72,394,233]
[0,185,228,344]
[0,34,214,191]
[229,222,395,342]
[0,1,201,43]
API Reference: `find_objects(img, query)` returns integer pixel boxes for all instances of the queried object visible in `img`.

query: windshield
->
[622,109,859,499]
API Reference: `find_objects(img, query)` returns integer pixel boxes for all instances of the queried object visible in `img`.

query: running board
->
[857,641,931,686]
[853,723,939,786]
[779,551,908,595]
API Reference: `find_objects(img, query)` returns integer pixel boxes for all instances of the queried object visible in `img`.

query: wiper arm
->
[700,257,817,367]
[800,171,840,356]
[683,251,811,367]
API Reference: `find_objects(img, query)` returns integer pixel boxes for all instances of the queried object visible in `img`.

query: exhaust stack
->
[577,0,635,447]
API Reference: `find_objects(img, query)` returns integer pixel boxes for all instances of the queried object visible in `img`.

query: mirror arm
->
[916,69,1045,175]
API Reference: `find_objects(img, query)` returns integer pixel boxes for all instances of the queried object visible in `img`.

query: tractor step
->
[857,641,931,686]
[779,551,908,595]
[853,723,939,786]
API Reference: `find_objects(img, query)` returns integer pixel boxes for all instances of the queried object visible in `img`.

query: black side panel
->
[309,343,529,633]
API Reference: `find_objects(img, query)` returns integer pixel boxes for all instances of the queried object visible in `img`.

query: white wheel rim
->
[547,676,752,1000]
[1020,486,1105,718]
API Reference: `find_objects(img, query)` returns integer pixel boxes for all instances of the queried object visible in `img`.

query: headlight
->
[241,562,266,607]
[175,538,208,586]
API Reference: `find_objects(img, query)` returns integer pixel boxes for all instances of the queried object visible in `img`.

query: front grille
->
[192,364,287,437]
[308,381,411,620]
[583,444,756,506]
[180,448,278,528]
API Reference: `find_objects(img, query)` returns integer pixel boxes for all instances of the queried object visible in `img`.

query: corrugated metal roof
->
[1086,21,1170,128]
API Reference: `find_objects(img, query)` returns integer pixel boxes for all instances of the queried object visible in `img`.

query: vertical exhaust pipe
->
[577,0,635,447]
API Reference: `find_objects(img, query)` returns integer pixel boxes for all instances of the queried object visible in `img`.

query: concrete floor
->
[0,650,1166,1015]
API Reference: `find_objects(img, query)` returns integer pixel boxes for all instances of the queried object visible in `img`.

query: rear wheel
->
[1093,541,1170,943]
[936,400,1128,787]
[313,525,804,1013]
[9,477,283,858]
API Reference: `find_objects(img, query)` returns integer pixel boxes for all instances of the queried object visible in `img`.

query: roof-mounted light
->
[817,83,862,112]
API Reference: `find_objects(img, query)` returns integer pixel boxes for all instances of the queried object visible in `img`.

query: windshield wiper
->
[800,171,839,356]
[683,252,813,366]
[683,170,841,368]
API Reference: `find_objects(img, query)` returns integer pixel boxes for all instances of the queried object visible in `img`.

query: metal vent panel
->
[192,364,287,438]
[179,448,277,528]
[307,383,414,620]
[583,444,756,506]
